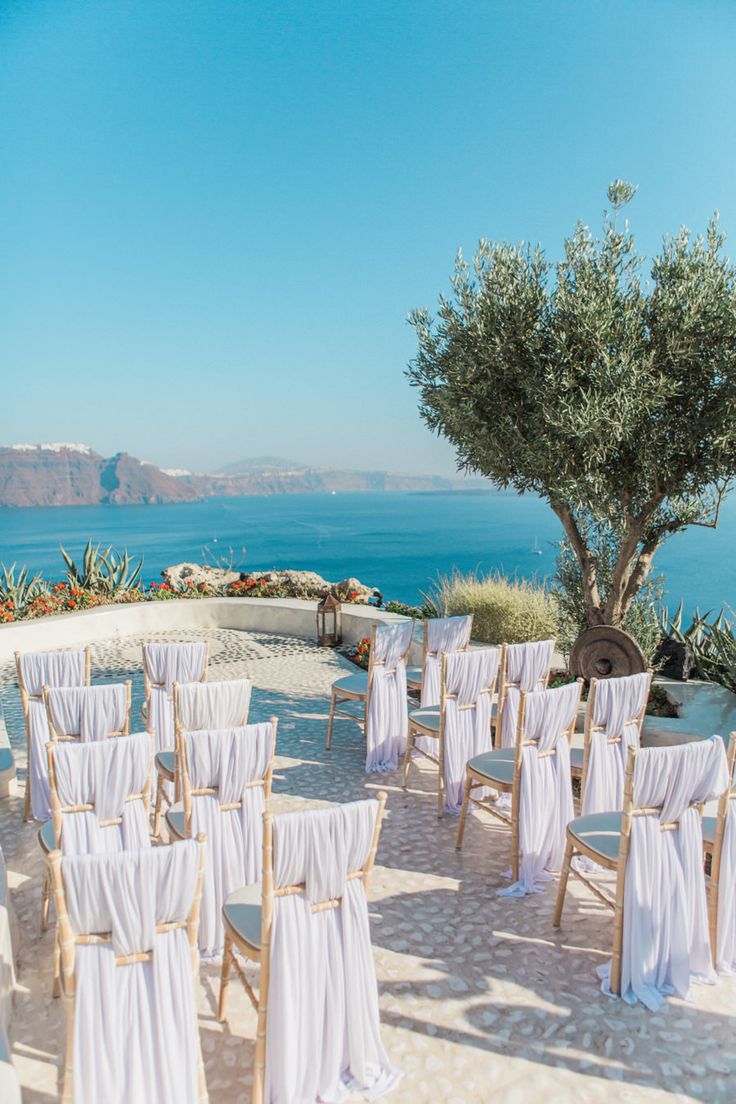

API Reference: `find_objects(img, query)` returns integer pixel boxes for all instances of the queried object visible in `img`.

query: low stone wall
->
[0,597,419,666]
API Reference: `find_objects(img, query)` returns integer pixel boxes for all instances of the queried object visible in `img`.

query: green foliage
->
[554,526,664,663]
[0,562,46,613]
[60,540,144,595]
[408,183,736,628]
[429,569,558,645]
[661,604,736,692]
[383,599,434,618]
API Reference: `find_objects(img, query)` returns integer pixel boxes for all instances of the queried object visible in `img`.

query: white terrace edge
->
[0,596,417,666]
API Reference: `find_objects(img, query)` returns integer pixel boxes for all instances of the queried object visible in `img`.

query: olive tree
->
[407,183,736,630]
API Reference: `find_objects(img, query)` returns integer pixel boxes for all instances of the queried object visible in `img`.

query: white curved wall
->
[0,597,421,666]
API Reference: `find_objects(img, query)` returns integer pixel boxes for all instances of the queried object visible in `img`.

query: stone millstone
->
[569,625,646,680]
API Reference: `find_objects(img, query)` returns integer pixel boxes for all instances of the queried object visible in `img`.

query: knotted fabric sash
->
[264,801,400,1103]
[183,723,274,957]
[598,736,728,1010]
[420,615,473,708]
[62,841,202,1104]
[498,639,555,749]
[19,649,87,822]
[442,648,499,814]
[582,673,650,816]
[51,732,152,855]
[366,621,413,773]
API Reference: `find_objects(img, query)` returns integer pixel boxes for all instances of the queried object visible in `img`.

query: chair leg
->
[553,840,574,927]
[152,778,164,839]
[455,774,473,850]
[326,692,336,750]
[23,775,31,822]
[41,870,51,933]
[52,933,61,998]
[402,729,415,789]
[218,931,233,1022]
[437,760,444,819]
[511,807,520,883]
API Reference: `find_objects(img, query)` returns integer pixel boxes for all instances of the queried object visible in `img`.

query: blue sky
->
[2,0,736,475]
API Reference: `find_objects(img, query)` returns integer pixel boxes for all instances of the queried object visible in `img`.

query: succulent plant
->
[60,541,143,595]
[660,603,736,693]
[0,562,46,612]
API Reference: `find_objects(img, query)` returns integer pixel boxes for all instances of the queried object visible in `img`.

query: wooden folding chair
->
[326,622,413,750]
[217,793,387,1104]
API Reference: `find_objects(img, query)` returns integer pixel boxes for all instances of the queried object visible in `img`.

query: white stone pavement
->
[1,627,735,1103]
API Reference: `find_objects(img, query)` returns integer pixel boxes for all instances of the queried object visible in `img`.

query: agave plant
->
[60,541,144,596]
[0,562,46,612]
[660,603,736,692]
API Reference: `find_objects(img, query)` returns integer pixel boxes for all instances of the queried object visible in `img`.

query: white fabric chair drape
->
[175,679,251,731]
[582,673,650,816]
[19,649,87,821]
[498,639,554,749]
[51,732,152,855]
[46,684,129,741]
[264,800,399,1103]
[144,643,207,755]
[366,622,413,773]
[499,681,579,897]
[420,615,473,708]
[598,736,729,1010]
[183,724,273,957]
[716,792,736,973]
[442,649,499,815]
[62,841,204,1104]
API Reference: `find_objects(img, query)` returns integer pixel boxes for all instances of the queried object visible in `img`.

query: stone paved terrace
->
[2,627,736,1103]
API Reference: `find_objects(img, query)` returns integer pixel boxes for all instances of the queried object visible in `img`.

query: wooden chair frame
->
[402,647,501,818]
[42,735,155,995]
[553,742,707,996]
[217,791,388,1104]
[493,638,554,746]
[43,680,132,742]
[455,679,582,881]
[326,622,413,751]
[571,673,652,789]
[406,615,474,697]
[16,646,91,822]
[703,731,736,968]
[166,717,278,841]
[49,835,206,1104]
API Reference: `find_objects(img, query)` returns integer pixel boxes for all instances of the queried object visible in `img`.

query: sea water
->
[0,491,734,618]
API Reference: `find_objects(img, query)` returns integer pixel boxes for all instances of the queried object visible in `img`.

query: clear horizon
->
[3,1,736,477]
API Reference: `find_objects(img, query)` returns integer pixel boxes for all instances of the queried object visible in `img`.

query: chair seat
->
[409,708,440,734]
[569,747,584,775]
[156,749,175,779]
[38,819,56,854]
[223,882,263,951]
[165,803,187,840]
[568,811,622,864]
[468,749,515,787]
[406,665,423,688]
[703,815,716,849]
[332,672,369,698]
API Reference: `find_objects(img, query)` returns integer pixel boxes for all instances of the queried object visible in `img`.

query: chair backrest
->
[16,647,91,822]
[366,621,413,772]
[258,794,396,1103]
[16,646,89,704]
[180,721,277,957]
[47,731,153,854]
[439,648,501,814]
[581,672,651,815]
[174,677,252,732]
[421,616,473,707]
[49,839,207,1104]
[497,638,555,748]
[142,641,208,696]
[708,732,736,972]
[609,737,729,1006]
[44,682,132,742]
[499,680,582,896]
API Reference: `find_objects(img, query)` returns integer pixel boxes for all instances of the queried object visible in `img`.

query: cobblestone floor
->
[2,628,736,1103]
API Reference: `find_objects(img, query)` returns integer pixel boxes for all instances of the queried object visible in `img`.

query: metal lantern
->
[316,592,342,647]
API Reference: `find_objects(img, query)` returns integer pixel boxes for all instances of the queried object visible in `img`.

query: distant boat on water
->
[532,536,542,555]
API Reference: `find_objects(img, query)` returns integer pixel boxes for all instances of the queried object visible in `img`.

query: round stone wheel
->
[569,625,646,680]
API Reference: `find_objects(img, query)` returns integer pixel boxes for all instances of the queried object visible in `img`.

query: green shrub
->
[428,570,558,645]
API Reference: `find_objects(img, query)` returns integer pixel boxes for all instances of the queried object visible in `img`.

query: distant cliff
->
[0,445,197,507]
[0,445,481,507]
